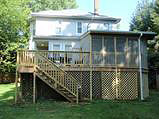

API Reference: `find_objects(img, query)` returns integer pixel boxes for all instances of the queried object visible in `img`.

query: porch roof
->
[33,35,80,41]
[80,30,157,40]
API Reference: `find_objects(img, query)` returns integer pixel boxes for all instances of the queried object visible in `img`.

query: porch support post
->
[138,33,144,100]
[15,51,19,103]
[114,37,119,99]
[15,70,18,103]
[33,72,36,103]
[90,35,93,101]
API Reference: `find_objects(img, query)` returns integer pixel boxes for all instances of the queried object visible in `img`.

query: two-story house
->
[16,6,156,103]
[29,9,120,51]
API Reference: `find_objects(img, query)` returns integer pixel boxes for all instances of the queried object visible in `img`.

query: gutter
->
[31,14,121,24]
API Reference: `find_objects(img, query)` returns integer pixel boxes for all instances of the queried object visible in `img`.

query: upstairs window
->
[108,24,112,30]
[77,22,82,33]
[104,23,112,30]
[104,23,109,30]
[33,23,36,35]
[56,21,62,34]
[56,27,61,34]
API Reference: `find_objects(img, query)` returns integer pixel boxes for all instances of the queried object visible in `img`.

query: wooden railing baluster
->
[17,50,92,103]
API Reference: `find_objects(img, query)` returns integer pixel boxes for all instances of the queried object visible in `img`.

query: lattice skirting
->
[67,71,138,100]
[20,71,139,101]
[67,71,101,99]
[142,72,149,98]
[117,72,138,100]
[21,73,66,101]
[21,73,33,101]
[101,72,116,99]
[102,71,138,100]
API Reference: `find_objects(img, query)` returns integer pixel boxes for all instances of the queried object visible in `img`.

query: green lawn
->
[0,83,159,119]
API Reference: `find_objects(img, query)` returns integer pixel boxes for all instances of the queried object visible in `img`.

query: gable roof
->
[31,9,120,24]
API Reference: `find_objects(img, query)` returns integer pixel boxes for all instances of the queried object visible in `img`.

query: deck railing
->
[17,50,36,66]
[17,50,140,68]
[17,50,90,66]
[38,50,90,66]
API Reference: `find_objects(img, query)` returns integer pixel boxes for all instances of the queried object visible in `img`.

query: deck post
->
[64,52,66,65]
[90,35,93,101]
[80,48,83,98]
[76,87,79,104]
[15,51,19,103]
[33,71,36,103]
[15,70,18,103]
[114,37,119,99]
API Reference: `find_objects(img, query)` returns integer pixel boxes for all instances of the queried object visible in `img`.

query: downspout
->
[138,33,144,100]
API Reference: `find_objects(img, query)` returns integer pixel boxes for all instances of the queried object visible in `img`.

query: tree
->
[0,0,78,73]
[130,0,159,69]
[0,0,30,73]
[30,0,78,12]
[130,0,154,31]
[152,0,159,39]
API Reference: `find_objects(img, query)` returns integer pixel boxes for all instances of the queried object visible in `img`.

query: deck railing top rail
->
[17,50,144,69]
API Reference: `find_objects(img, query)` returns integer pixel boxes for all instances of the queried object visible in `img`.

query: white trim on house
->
[31,9,121,24]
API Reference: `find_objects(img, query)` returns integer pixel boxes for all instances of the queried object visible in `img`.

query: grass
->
[0,83,159,119]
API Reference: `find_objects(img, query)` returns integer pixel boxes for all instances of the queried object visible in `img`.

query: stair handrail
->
[35,52,79,97]
[37,52,79,84]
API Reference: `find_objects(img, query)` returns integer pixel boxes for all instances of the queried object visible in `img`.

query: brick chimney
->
[94,0,99,15]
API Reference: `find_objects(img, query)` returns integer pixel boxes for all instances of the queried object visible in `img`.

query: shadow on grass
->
[0,85,15,105]
[0,86,159,119]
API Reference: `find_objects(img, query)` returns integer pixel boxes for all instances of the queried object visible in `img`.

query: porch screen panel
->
[92,35,103,64]
[104,36,115,65]
[141,40,148,68]
[116,37,127,67]
[128,38,138,67]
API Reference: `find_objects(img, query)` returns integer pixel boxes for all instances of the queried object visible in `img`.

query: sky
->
[76,0,140,31]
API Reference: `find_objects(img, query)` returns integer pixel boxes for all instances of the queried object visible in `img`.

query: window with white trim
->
[77,22,82,33]
[33,23,36,35]
[56,21,62,34]
[104,23,109,30]
[104,23,112,30]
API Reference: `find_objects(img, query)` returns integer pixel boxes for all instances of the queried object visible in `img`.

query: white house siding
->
[35,17,114,37]
[36,18,78,36]
[36,18,57,36]
[80,34,91,52]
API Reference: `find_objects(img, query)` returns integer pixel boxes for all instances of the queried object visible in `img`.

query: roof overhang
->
[31,14,120,24]
[33,35,80,41]
[81,30,157,40]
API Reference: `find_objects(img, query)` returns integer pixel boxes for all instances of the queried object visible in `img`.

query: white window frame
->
[76,21,82,34]
[56,20,62,35]
[104,23,109,30]
[32,22,36,36]
[108,23,112,30]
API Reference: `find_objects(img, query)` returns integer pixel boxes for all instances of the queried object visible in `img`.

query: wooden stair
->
[34,53,79,103]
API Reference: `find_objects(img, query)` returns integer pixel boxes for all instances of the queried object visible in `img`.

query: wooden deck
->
[15,50,148,103]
